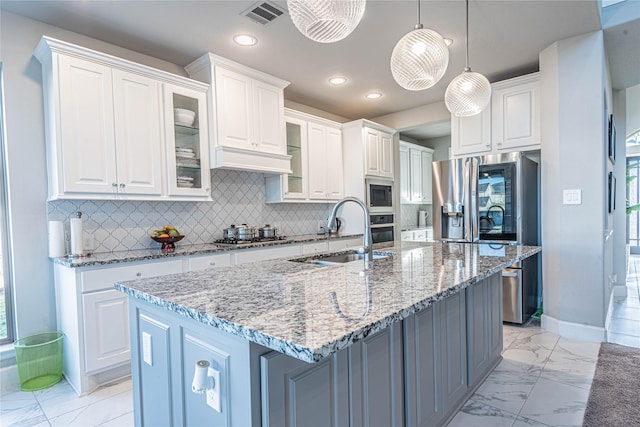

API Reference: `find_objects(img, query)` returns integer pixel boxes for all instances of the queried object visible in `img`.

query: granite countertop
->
[52,233,363,268]
[115,241,541,363]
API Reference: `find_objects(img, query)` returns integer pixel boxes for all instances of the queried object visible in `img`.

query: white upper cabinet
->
[399,141,433,204]
[450,106,492,157]
[164,84,211,198]
[364,127,394,178]
[185,54,292,174]
[34,36,211,201]
[450,72,540,158]
[265,109,343,203]
[491,75,540,151]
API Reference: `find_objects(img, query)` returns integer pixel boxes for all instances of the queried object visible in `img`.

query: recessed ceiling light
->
[444,38,453,47]
[366,92,382,99]
[233,34,258,46]
[329,76,347,85]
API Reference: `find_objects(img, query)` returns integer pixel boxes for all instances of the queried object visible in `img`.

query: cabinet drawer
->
[414,231,427,241]
[81,259,184,292]
[189,253,233,272]
[301,241,329,255]
[328,238,362,252]
[234,245,301,265]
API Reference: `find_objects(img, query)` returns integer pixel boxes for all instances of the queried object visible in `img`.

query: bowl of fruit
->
[150,226,184,252]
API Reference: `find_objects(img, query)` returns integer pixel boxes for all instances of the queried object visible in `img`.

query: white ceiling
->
[2,0,638,139]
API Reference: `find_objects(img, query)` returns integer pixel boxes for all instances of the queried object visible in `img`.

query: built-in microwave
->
[366,179,393,213]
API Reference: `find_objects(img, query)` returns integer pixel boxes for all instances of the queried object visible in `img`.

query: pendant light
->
[390,0,449,91]
[287,0,366,44]
[445,0,491,117]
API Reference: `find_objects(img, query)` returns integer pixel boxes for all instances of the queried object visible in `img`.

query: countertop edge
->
[115,246,540,363]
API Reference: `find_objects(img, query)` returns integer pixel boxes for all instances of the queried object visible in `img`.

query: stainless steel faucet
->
[327,197,373,262]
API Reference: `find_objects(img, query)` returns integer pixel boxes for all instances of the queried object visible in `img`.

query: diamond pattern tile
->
[47,170,334,252]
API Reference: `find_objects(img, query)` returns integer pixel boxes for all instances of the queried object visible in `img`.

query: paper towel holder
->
[68,211,89,258]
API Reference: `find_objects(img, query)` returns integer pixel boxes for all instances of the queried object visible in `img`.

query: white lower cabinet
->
[189,253,233,271]
[301,241,330,255]
[328,237,364,252]
[401,228,433,242]
[233,245,301,264]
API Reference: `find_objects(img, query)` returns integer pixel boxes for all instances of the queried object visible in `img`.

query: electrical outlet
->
[206,367,221,412]
[83,231,95,251]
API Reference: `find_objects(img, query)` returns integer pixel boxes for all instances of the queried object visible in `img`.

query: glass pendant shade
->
[445,70,491,117]
[390,28,449,91]
[287,0,366,43]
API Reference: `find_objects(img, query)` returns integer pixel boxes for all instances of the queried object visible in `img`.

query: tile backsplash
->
[48,169,334,253]
[400,203,432,228]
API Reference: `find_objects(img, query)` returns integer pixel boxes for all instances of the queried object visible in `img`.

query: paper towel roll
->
[70,213,84,256]
[48,220,66,258]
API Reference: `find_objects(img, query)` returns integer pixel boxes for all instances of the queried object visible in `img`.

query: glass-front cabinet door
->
[164,83,210,199]
[283,116,308,199]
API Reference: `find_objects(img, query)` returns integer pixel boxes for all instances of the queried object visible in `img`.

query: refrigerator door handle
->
[502,271,519,278]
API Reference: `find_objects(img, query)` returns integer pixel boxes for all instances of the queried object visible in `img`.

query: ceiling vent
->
[242,1,286,25]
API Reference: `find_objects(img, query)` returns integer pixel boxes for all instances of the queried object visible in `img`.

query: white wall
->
[539,31,609,339]
[421,135,451,162]
[627,84,640,136]
[372,102,450,132]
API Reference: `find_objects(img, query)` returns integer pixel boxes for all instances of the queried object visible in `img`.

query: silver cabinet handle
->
[136,272,142,277]
[119,183,126,188]
[209,262,216,266]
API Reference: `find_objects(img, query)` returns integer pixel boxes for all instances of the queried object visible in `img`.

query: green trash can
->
[14,332,64,391]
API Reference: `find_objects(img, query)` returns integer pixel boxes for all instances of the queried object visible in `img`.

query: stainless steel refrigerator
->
[432,152,540,324]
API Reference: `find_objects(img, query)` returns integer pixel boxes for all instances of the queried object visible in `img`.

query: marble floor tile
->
[35,379,132,420]
[512,415,552,426]
[0,390,48,427]
[608,317,640,336]
[97,411,134,427]
[47,388,133,427]
[519,377,590,427]
[471,358,541,415]
[607,331,640,348]
[538,338,599,390]
[447,399,518,427]
[610,303,640,321]
[615,296,640,309]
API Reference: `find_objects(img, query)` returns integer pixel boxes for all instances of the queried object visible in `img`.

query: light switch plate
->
[563,189,582,205]
[142,332,152,366]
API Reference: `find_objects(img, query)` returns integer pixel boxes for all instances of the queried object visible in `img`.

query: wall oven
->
[366,179,393,213]
[370,213,394,244]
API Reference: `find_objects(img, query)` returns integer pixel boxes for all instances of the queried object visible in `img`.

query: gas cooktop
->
[213,236,287,246]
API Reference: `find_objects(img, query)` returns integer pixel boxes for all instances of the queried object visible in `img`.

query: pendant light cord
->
[415,0,423,29]
[465,0,470,71]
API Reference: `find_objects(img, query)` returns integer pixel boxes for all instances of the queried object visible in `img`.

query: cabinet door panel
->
[112,69,163,195]
[215,67,252,149]
[379,132,394,178]
[451,108,491,157]
[364,129,380,175]
[442,292,468,412]
[410,149,423,202]
[466,281,490,387]
[83,290,130,373]
[254,81,285,154]
[421,151,433,204]
[136,313,173,426]
[325,128,344,199]
[181,331,231,426]
[189,253,232,271]
[404,306,442,427]
[261,351,349,427]
[399,145,410,203]
[350,323,403,427]
[58,55,117,193]
[307,123,328,198]
[494,81,540,150]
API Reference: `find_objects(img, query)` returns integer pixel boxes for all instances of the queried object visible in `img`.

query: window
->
[0,63,13,344]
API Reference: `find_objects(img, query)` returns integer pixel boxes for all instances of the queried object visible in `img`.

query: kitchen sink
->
[290,250,394,266]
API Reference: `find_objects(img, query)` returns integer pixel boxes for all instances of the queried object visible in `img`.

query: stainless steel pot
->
[236,224,257,240]
[258,224,277,238]
[223,225,238,239]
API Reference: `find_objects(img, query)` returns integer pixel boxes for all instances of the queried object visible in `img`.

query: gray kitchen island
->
[115,241,540,427]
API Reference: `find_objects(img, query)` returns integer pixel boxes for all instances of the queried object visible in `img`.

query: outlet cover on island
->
[563,189,582,205]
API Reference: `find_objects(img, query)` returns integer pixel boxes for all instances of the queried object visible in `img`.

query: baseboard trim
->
[541,314,605,342]
[612,284,628,298]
